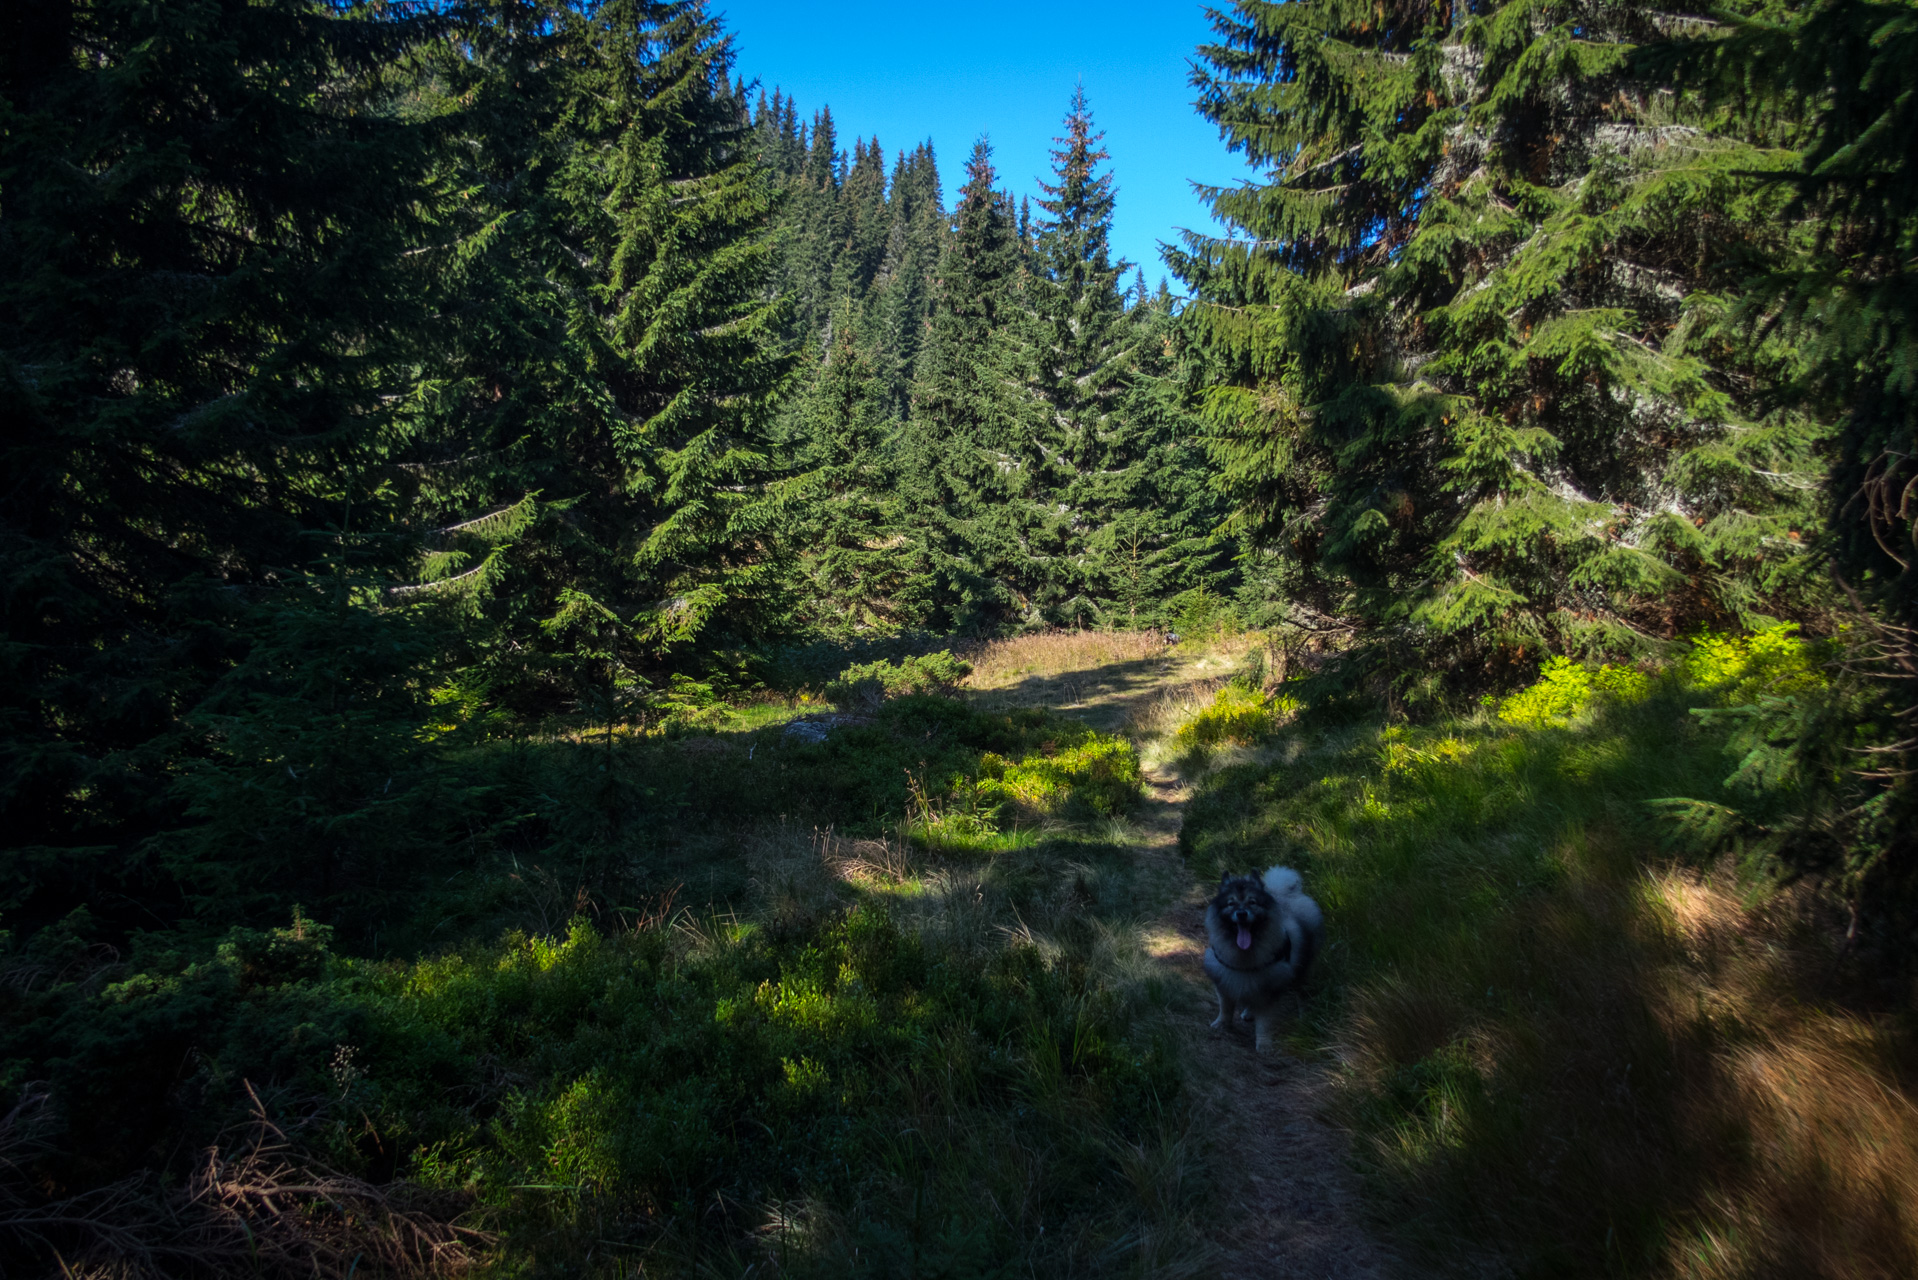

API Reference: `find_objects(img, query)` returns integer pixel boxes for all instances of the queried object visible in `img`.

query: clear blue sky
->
[713,0,1245,286]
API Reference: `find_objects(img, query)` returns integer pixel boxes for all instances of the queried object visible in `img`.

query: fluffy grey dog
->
[1202,865,1324,1053]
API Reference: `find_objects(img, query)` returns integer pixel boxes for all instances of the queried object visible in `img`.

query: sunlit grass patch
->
[713,696,815,732]
[359,842,1202,1275]
[1122,677,1229,761]
[964,628,1165,687]
[1173,682,1298,749]
[979,735,1143,817]
[905,811,1041,857]
[893,726,1142,858]
[1375,726,1475,774]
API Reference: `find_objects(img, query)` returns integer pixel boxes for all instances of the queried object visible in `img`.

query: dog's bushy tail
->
[1263,865,1303,901]
[1263,866,1324,983]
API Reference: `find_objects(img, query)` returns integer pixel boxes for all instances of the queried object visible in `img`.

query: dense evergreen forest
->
[2,0,1915,1276]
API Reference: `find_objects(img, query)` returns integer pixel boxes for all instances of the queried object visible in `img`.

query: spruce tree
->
[1675,1,1918,629]
[1028,88,1135,621]
[391,0,792,712]
[784,106,842,334]
[998,89,1232,628]
[870,142,948,415]
[1175,0,1826,683]
[833,137,893,305]
[0,0,445,931]
[1092,293,1237,629]
[787,304,930,632]
[903,138,1054,628]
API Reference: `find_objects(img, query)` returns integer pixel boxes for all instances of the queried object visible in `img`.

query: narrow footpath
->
[1133,761,1398,1280]
[966,637,1398,1276]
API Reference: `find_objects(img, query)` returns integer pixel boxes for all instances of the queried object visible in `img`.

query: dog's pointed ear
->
[1219,871,1232,887]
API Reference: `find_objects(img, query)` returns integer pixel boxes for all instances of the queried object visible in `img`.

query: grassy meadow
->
[1177,634,1918,1278]
[4,667,1213,1278]
[14,625,1918,1278]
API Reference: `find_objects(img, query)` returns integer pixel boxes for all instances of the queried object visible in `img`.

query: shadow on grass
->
[1180,690,1918,1279]
[966,652,1244,740]
[3,693,1218,1279]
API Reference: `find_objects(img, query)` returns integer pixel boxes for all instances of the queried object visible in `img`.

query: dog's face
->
[1211,873,1274,952]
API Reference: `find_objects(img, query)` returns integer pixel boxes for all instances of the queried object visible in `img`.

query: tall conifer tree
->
[1175,0,1825,679]
[0,0,445,928]
[1029,89,1133,620]
[393,0,791,711]
[904,138,1053,627]
[870,142,948,414]
[787,303,930,632]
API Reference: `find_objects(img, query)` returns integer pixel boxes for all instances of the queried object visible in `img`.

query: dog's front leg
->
[1252,1007,1282,1055]
[1201,947,1238,1030]
[1211,985,1238,1030]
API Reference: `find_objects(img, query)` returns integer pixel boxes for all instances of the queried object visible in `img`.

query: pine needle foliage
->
[399,0,794,714]
[785,304,933,633]
[1028,89,1220,627]
[0,0,444,933]
[1660,0,1918,630]
[901,138,1053,628]
[1175,0,1829,686]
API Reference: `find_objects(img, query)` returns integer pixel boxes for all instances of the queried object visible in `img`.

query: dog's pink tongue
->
[1236,926,1252,951]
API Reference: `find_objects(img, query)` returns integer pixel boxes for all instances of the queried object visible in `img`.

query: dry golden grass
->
[1647,871,1918,1280]
[1117,677,1226,738]
[1336,858,1918,1280]
[962,629,1267,740]
[963,629,1168,688]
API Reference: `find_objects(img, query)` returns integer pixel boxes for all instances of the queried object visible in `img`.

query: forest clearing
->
[7,625,1912,1276]
[6,0,1918,1276]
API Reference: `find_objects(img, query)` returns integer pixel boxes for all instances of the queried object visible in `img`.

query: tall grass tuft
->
[1174,684,1298,749]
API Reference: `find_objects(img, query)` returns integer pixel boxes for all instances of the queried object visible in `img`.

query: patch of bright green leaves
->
[1176,683,1300,748]
[1492,625,1822,730]
[1493,656,1653,727]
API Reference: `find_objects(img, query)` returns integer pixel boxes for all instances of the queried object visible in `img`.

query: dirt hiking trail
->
[964,636,1399,1278]
[1135,762,1397,1280]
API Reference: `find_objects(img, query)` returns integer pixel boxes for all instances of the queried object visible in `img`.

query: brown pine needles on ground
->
[1,1086,490,1279]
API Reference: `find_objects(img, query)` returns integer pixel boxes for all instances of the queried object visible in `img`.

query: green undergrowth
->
[825,650,974,711]
[1178,629,1918,1277]
[1175,682,1299,750]
[2,696,1197,1276]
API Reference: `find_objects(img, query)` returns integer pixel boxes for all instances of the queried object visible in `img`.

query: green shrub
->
[1494,628,1818,732]
[824,650,973,710]
[978,734,1144,817]
[1681,622,1825,703]
[375,898,1182,1272]
[1495,656,1651,728]
[1176,684,1296,747]
[1169,583,1238,640]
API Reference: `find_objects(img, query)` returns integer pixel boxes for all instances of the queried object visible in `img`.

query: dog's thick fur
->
[1202,866,1324,1053]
